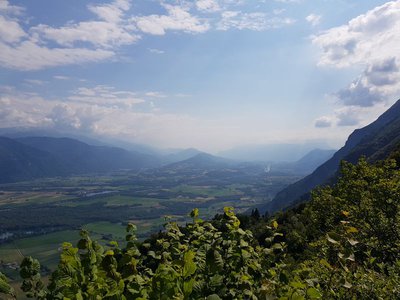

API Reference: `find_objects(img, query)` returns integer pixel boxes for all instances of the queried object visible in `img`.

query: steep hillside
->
[17,137,161,173]
[264,99,400,213]
[0,137,67,183]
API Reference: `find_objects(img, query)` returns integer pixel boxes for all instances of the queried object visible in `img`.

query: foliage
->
[0,271,15,298]
[18,158,400,299]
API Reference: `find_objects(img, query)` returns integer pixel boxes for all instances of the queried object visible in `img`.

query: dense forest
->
[1,156,400,299]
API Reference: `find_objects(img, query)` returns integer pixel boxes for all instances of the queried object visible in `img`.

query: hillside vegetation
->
[267,99,400,213]
[1,157,400,299]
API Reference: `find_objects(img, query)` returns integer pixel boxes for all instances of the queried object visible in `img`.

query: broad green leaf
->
[183,251,197,277]
[307,288,322,299]
[272,220,278,229]
[320,259,333,270]
[190,208,199,218]
[183,278,195,296]
[290,281,306,289]
[207,294,222,300]
[346,227,358,233]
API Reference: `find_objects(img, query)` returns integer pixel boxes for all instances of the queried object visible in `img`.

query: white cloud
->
[24,79,46,85]
[217,10,294,31]
[53,75,70,80]
[312,0,400,128]
[196,0,221,12]
[0,15,26,43]
[0,0,24,15]
[31,0,139,48]
[306,14,321,26]
[314,103,389,129]
[69,85,145,109]
[88,0,130,23]
[314,116,332,128]
[145,91,167,98]
[334,59,400,107]
[0,0,138,70]
[0,40,114,71]
[0,85,216,150]
[274,0,301,3]
[313,1,400,68]
[135,4,210,35]
[148,48,165,54]
[0,85,144,134]
[32,21,139,48]
[0,0,298,71]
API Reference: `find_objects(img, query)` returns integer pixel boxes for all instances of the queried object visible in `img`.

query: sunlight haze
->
[1,0,400,152]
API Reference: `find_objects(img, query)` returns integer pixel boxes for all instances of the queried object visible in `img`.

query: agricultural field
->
[0,163,301,294]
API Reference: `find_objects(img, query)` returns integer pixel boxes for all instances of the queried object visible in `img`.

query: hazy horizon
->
[1,0,400,152]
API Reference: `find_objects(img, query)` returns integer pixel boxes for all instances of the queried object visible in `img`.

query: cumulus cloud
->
[0,15,26,43]
[32,22,139,48]
[0,85,144,135]
[0,0,298,70]
[135,4,210,35]
[30,0,139,48]
[306,14,321,26]
[313,1,400,68]
[0,85,225,150]
[314,103,389,129]
[0,0,24,15]
[196,0,221,12]
[88,0,130,23]
[0,0,136,70]
[312,0,400,120]
[334,57,400,107]
[0,40,114,71]
[314,116,332,128]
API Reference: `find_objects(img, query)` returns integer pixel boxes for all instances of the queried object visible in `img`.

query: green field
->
[0,165,301,297]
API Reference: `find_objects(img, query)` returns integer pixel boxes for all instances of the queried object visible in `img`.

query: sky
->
[0,0,400,153]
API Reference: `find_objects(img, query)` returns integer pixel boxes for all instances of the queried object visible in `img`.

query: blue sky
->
[0,0,399,152]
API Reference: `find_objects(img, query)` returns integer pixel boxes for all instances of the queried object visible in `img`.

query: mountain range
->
[263,99,400,213]
[218,141,331,162]
[0,137,161,183]
[0,133,336,184]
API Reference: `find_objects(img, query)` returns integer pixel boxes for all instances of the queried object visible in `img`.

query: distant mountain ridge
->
[16,137,162,172]
[264,99,400,213]
[218,142,331,162]
[162,152,236,171]
[163,148,204,164]
[0,136,162,183]
[272,149,336,175]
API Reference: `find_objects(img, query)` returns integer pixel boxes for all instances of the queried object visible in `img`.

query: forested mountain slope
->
[0,137,161,183]
[264,99,400,213]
